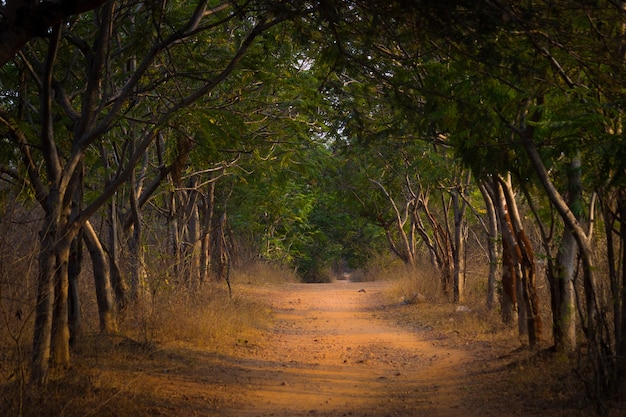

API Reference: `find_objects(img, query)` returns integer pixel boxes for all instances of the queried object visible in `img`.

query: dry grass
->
[370,262,598,416]
[379,263,511,341]
[0,260,296,417]
[230,260,299,286]
[117,284,273,349]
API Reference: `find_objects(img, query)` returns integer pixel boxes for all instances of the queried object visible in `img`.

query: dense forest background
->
[1,0,626,413]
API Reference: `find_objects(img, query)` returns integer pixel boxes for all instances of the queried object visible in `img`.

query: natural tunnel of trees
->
[1,0,626,408]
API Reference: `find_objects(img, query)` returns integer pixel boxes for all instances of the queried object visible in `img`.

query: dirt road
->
[0,278,586,416]
[216,280,506,417]
[123,280,579,417]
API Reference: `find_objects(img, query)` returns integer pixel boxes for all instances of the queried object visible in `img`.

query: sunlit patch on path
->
[221,281,471,417]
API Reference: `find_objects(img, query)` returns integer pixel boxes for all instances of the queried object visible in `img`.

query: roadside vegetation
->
[2,1,626,415]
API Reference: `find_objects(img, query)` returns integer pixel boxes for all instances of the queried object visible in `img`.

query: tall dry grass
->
[230,259,299,286]
[361,254,519,342]
[0,195,41,408]
[363,248,563,353]
[0,252,296,416]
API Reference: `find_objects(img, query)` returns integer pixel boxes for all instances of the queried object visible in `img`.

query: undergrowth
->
[374,262,595,416]
[0,261,292,417]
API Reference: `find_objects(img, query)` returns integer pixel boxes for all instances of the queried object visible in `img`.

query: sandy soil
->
[97,280,584,417]
[223,280,473,417]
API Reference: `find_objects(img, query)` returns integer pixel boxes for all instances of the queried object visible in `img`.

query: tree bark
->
[108,193,128,311]
[552,154,581,352]
[520,128,599,340]
[479,181,499,310]
[31,225,56,386]
[494,179,518,325]
[452,171,470,304]
[68,231,83,346]
[83,220,117,333]
[200,181,215,283]
[183,177,202,287]
[50,237,71,371]
[499,174,542,346]
[128,165,146,302]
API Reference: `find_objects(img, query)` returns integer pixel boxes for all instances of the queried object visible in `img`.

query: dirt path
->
[1,279,585,416]
[112,279,580,417]
[215,280,491,417]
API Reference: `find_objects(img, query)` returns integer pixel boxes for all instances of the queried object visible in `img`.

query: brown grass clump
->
[118,284,273,349]
[231,260,299,286]
[379,263,508,341]
[0,261,283,417]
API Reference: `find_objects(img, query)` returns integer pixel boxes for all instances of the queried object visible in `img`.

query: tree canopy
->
[2,0,626,405]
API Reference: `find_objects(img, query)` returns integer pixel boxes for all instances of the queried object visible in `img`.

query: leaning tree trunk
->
[499,175,542,346]
[83,220,117,333]
[520,113,609,393]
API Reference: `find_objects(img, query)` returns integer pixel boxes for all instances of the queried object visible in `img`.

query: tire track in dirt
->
[221,280,476,417]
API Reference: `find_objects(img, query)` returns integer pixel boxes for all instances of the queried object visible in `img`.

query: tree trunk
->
[183,177,202,287]
[499,175,542,346]
[520,114,608,390]
[31,228,56,386]
[108,194,128,311]
[479,181,499,310]
[68,164,84,346]
[553,227,577,351]
[552,153,581,352]
[215,212,232,295]
[200,181,215,283]
[83,220,117,333]
[51,239,71,371]
[128,150,148,302]
[371,178,416,267]
[187,198,202,286]
[617,190,626,397]
[68,231,83,346]
[494,179,518,324]
[128,196,146,302]
[32,189,73,385]
[452,172,470,304]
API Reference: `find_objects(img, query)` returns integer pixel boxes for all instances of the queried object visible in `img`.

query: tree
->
[0,0,299,386]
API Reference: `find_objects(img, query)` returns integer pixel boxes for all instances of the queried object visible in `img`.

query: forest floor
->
[5,279,606,416]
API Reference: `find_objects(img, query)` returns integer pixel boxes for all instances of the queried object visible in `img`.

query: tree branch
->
[0,0,109,68]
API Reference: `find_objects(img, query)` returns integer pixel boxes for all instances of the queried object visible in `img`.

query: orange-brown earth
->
[79,279,586,417]
[12,279,594,417]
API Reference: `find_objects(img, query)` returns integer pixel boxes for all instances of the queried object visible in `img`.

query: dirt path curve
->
[219,280,487,417]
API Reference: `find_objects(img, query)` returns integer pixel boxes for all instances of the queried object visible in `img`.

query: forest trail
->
[124,280,576,417]
[220,280,476,417]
